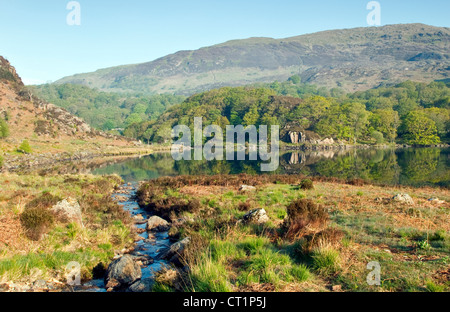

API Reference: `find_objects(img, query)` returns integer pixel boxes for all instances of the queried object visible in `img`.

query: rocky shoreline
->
[0,150,156,173]
[281,143,449,151]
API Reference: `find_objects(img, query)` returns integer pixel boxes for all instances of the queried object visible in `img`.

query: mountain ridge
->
[54,23,450,95]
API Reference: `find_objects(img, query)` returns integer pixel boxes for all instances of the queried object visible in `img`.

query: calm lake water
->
[92,147,449,188]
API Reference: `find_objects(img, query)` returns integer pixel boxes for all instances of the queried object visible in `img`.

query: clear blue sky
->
[1,0,449,85]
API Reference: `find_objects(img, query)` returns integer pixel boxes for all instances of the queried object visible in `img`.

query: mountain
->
[54,24,450,95]
[0,56,135,152]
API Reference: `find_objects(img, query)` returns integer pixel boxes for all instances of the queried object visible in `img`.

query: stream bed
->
[81,182,173,292]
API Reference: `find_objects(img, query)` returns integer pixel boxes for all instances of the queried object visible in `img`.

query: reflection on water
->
[92,148,449,188]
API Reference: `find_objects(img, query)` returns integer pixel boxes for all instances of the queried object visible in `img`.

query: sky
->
[1,0,449,85]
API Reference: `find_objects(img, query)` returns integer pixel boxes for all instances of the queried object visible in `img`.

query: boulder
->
[158,237,191,265]
[105,255,142,291]
[146,216,170,232]
[128,278,153,292]
[239,185,256,192]
[391,194,414,205]
[50,198,83,226]
[242,208,269,224]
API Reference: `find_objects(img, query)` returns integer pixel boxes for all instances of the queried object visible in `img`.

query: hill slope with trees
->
[125,79,449,146]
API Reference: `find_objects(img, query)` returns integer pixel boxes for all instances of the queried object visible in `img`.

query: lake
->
[92,147,449,188]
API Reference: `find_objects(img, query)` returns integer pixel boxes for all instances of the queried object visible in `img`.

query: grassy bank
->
[0,173,135,288]
[138,174,449,292]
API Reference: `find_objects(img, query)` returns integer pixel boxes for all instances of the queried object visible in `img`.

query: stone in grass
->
[391,194,414,205]
[105,255,142,291]
[146,216,170,232]
[242,208,269,225]
[239,185,256,192]
[428,198,445,205]
[51,197,83,226]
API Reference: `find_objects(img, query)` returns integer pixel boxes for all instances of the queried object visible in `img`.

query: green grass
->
[311,248,341,275]
[0,173,133,284]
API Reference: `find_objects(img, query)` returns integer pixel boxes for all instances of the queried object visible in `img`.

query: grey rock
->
[239,185,256,192]
[392,193,414,205]
[158,237,191,264]
[428,198,445,205]
[147,216,170,232]
[242,208,269,224]
[51,198,83,226]
[128,278,153,292]
[105,255,142,290]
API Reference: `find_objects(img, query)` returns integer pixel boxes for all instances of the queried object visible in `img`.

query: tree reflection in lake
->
[92,148,449,187]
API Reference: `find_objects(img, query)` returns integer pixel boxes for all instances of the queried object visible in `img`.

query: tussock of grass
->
[311,247,341,275]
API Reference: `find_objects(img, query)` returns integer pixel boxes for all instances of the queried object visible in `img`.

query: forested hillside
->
[125,79,449,146]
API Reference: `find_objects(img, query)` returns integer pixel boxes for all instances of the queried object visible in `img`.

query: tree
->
[18,140,32,154]
[369,109,400,143]
[421,107,449,139]
[371,130,384,144]
[242,105,259,127]
[0,119,9,138]
[341,102,370,143]
[125,113,142,126]
[401,111,440,146]
[288,75,301,85]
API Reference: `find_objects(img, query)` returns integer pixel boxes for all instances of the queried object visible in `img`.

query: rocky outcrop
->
[105,255,142,291]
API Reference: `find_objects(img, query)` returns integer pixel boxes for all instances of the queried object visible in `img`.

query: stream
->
[81,182,173,292]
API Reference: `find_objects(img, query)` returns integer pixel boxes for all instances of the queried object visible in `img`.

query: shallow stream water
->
[81,183,172,292]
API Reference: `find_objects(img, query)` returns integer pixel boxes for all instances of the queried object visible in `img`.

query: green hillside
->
[126,80,449,146]
[31,84,185,130]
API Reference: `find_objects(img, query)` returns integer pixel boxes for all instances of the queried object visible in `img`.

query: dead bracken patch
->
[0,212,25,249]
[179,185,229,197]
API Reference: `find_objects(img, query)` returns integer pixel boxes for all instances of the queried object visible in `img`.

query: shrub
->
[25,192,61,210]
[0,154,3,168]
[17,140,32,154]
[0,68,15,81]
[346,178,365,186]
[20,207,54,241]
[0,119,9,138]
[283,199,329,239]
[237,201,252,211]
[300,179,314,190]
